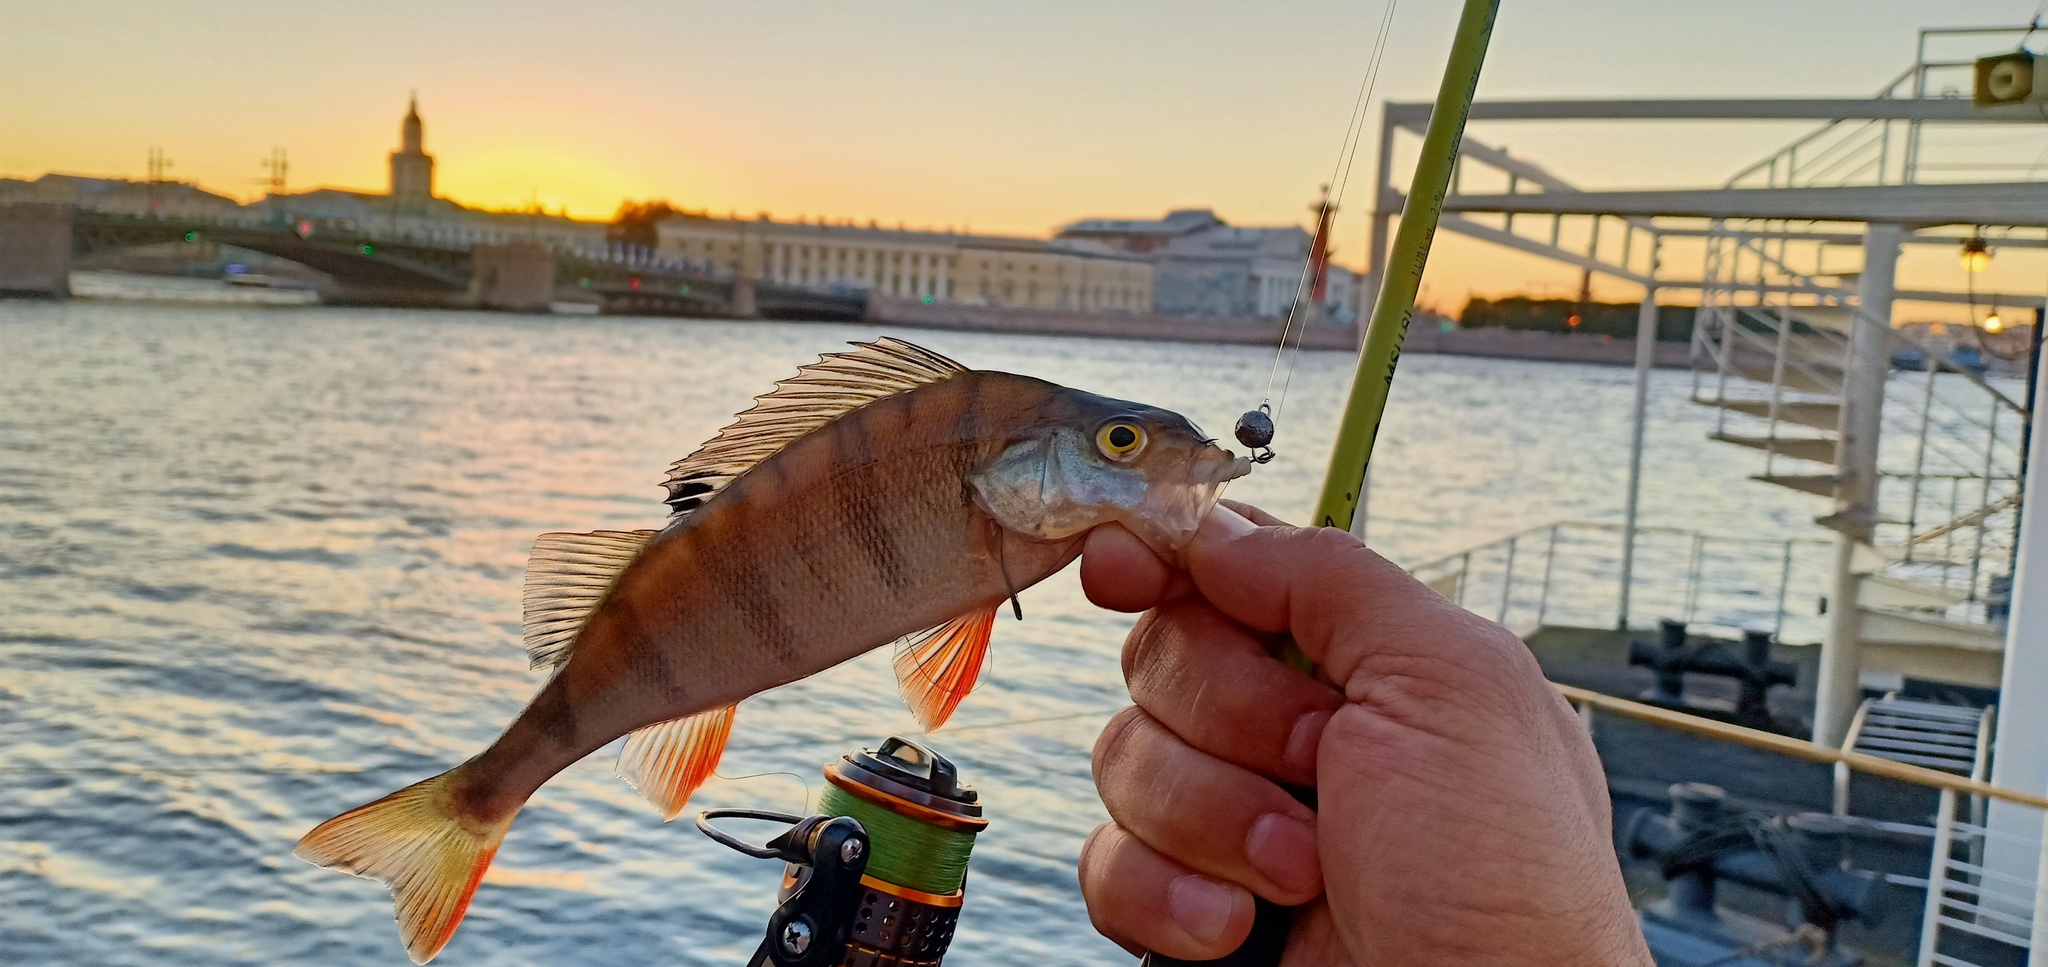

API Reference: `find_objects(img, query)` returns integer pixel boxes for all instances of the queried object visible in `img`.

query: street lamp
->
[1962,236,1992,272]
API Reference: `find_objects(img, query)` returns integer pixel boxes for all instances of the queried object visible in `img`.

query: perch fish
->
[295,337,1251,962]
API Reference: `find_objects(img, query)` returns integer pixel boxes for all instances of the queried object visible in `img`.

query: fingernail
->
[1245,812,1321,896]
[1285,709,1333,776]
[1199,505,1257,542]
[1168,874,1236,944]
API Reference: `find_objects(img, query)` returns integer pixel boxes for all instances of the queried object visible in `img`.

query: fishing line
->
[815,781,977,895]
[1240,0,1402,461]
[713,767,816,815]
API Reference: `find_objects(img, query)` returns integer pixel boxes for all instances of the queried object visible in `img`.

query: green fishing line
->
[818,784,978,895]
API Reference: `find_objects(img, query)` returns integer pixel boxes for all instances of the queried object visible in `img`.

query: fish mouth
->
[1127,444,1254,552]
[1196,445,1254,486]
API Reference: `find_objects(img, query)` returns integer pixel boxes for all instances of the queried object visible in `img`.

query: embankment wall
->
[864,296,1693,368]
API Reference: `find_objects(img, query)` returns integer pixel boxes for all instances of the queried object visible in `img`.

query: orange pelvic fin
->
[617,705,736,821]
[294,766,516,964]
[894,605,999,732]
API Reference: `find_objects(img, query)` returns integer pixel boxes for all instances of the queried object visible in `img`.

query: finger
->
[1220,499,1288,527]
[1123,598,1341,786]
[1080,522,1192,613]
[1079,822,1256,960]
[1182,508,1541,706]
[1094,707,1322,905]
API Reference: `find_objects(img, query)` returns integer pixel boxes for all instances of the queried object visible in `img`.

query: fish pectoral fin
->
[617,705,736,821]
[522,529,658,669]
[294,765,516,964]
[893,605,999,733]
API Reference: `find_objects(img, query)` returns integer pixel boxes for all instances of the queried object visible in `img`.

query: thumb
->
[1182,508,1536,696]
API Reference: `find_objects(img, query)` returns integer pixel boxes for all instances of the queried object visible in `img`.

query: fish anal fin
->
[661,338,968,516]
[294,765,516,964]
[894,606,999,732]
[618,706,736,821]
[522,529,658,670]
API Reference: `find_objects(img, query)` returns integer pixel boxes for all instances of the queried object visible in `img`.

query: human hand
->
[1076,502,1651,967]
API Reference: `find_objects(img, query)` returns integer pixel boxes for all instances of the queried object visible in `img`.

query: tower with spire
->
[388,94,435,213]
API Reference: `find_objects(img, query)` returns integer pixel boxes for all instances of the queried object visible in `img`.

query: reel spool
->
[699,736,987,967]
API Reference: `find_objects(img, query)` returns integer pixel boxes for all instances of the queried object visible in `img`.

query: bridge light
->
[183,230,199,242]
[360,244,376,256]
[921,294,935,305]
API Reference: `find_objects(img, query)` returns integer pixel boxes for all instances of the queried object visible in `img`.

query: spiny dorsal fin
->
[893,605,999,732]
[662,337,968,516]
[522,529,658,669]
[617,705,736,821]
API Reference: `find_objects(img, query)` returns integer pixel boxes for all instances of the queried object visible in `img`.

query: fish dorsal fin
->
[661,337,968,516]
[893,605,999,732]
[522,529,658,669]
[617,705,736,821]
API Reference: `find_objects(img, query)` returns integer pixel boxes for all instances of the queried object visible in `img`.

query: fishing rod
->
[700,736,985,967]
[707,0,1499,960]
[1204,0,1503,965]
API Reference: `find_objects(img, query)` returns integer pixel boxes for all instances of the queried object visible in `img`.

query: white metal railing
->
[1918,790,2047,966]
[1727,25,2048,189]
[1687,221,2027,610]
[1406,520,1833,641]
[1563,685,2048,967]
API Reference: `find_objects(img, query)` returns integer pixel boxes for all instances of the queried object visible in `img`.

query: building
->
[249,98,606,254]
[388,95,435,214]
[1057,209,1225,254]
[654,214,1153,312]
[0,173,241,221]
[1057,207,1358,324]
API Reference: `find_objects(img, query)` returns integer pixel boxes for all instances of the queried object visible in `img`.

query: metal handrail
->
[1559,684,2048,810]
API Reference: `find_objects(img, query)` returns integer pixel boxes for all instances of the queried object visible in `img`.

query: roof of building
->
[2,173,241,206]
[1057,208,1227,237]
[1160,224,1311,262]
[656,214,1150,262]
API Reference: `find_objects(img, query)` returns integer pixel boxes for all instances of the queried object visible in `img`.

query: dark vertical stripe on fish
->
[528,676,580,745]
[834,407,910,591]
[726,550,801,662]
[954,374,982,452]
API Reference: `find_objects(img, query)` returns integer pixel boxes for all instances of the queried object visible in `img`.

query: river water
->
[1,299,1820,965]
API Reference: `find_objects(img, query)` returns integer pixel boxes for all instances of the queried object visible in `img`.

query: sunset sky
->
[5,0,2046,309]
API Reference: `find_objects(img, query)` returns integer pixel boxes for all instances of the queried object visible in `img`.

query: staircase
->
[1689,221,2025,690]
[1834,693,1994,815]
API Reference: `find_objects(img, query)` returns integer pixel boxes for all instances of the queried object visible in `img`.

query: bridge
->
[0,204,866,321]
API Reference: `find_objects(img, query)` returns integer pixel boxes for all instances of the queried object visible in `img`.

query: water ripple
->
[1,299,1832,966]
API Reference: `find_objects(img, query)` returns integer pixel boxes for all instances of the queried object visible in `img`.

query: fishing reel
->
[699,736,986,967]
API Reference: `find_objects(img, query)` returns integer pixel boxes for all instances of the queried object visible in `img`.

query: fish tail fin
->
[294,765,517,964]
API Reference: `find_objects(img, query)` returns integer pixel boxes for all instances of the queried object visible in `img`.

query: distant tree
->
[1459,296,1695,342]
[610,200,680,247]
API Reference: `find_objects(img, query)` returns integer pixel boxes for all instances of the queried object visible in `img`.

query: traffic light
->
[360,244,376,256]
[183,230,199,242]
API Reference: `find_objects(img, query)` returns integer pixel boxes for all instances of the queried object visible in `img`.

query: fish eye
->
[1096,421,1147,460]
